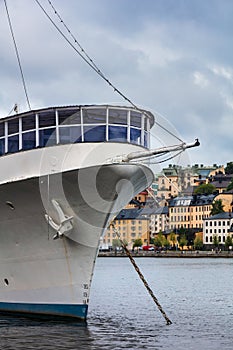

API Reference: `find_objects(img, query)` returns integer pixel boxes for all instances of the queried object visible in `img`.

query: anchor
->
[45,199,73,240]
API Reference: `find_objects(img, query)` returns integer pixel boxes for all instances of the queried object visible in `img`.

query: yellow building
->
[213,191,233,213]
[169,194,215,231]
[103,208,150,249]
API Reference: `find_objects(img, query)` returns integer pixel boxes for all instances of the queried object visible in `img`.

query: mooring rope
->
[110,223,172,325]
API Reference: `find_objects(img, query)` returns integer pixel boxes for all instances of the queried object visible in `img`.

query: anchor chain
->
[111,223,172,325]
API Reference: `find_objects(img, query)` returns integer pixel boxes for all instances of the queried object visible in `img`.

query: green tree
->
[112,238,121,254]
[163,237,170,250]
[194,183,216,195]
[213,234,219,248]
[225,162,233,175]
[169,232,177,249]
[133,238,143,251]
[194,235,203,250]
[226,178,233,191]
[210,199,225,215]
[154,231,165,248]
[179,234,188,250]
[225,235,233,251]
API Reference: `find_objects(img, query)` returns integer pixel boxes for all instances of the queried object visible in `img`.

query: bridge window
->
[39,111,56,127]
[22,131,36,150]
[108,125,127,142]
[8,119,19,135]
[130,111,141,128]
[0,123,4,137]
[0,106,152,157]
[0,138,4,155]
[83,108,106,124]
[59,126,82,144]
[130,128,141,145]
[39,128,56,147]
[83,125,106,142]
[59,111,81,125]
[22,115,36,131]
[109,109,127,125]
[8,134,19,153]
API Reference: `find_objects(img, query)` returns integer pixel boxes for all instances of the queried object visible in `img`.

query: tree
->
[225,235,233,251]
[163,237,170,250]
[210,199,225,215]
[169,232,177,249]
[226,178,233,191]
[225,162,233,175]
[112,238,121,254]
[194,183,216,195]
[154,231,165,248]
[133,238,143,251]
[194,235,203,250]
[213,234,219,249]
[179,234,188,250]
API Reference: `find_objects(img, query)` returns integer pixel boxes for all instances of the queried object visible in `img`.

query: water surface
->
[1,257,233,349]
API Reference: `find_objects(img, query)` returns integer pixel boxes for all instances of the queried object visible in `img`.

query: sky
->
[1,0,233,169]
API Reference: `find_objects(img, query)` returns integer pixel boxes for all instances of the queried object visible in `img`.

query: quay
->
[98,250,233,258]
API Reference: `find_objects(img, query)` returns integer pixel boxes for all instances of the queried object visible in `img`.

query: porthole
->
[4,279,9,286]
[6,201,15,210]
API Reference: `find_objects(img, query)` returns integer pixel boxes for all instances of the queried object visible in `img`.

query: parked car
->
[142,245,155,251]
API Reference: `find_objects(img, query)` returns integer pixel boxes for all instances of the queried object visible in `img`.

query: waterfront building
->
[208,173,233,193]
[212,190,233,213]
[103,207,151,248]
[156,164,224,200]
[168,194,215,231]
[203,212,233,247]
[149,206,169,236]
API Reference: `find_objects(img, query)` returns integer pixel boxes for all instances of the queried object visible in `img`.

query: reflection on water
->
[1,258,233,350]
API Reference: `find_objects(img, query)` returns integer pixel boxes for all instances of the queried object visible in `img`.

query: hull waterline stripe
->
[0,302,88,320]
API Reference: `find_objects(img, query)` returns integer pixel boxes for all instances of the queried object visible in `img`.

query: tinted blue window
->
[83,125,106,142]
[0,123,4,137]
[130,128,141,145]
[39,111,56,127]
[109,126,127,142]
[8,118,19,135]
[8,134,19,153]
[59,126,82,144]
[59,111,81,125]
[22,115,36,131]
[0,138,5,155]
[39,128,56,147]
[22,131,36,150]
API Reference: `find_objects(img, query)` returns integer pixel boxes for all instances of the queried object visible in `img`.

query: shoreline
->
[98,251,233,258]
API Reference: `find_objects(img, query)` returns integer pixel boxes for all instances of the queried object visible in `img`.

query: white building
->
[203,212,233,246]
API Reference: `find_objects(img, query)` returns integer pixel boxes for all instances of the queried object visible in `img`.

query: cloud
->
[0,0,233,167]
[193,71,209,88]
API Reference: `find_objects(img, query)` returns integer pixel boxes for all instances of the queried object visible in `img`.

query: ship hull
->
[0,163,153,320]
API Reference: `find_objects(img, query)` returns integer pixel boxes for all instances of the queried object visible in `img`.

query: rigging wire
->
[35,0,183,143]
[4,0,31,111]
